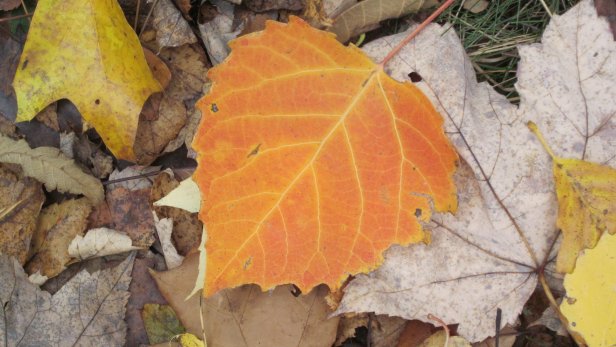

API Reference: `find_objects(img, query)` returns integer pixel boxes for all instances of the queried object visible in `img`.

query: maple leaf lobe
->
[193,16,458,296]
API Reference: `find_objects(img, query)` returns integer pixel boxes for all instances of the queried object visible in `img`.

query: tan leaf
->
[151,173,202,255]
[0,164,44,265]
[153,176,201,214]
[336,314,408,347]
[153,212,184,269]
[26,198,91,280]
[150,253,339,347]
[151,0,197,48]
[198,0,240,65]
[328,0,437,42]
[134,44,208,164]
[0,134,104,204]
[68,227,140,261]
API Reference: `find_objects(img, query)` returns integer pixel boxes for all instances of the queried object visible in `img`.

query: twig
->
[102,170,162,186]
[139,0,160,37]
[0,13,33,23]
[134,0,141,31]
[379,0,457,67]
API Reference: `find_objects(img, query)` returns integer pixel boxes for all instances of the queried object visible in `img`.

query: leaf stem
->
[427,314,450,346]
[538,271,585,346]
[527,121,556,159]
[379,0,457,67]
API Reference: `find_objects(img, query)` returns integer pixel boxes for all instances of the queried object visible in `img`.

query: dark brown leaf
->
[107,187,156,248]
[126,257,168,347]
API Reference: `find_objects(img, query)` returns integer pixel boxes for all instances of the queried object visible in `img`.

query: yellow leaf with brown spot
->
[529,122,616,273]
[12,0,161,160]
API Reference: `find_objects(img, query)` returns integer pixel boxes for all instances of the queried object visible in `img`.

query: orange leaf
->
[193,17,458,296]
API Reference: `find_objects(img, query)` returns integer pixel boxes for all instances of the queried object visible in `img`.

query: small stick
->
[0,13,33,23]
[139,0,160,37]
[102,170,163,186]
[134,0,141,31]
[379,0,457,67]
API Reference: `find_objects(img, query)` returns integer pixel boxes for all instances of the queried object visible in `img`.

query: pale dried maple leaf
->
[336,0,615,341]
[0,253,135,346]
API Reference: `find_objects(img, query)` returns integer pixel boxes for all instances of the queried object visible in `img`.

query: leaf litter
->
[0,252,135,346]
[0,0,613,345]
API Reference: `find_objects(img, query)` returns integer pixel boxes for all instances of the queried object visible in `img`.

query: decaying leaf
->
[336,0,615,341]
[142,303,186,344]
[12,0,162,160]
[0,134,104,204]
[336,314,407,347]
[323,0,356,18]
[0,253,135,346]
[396,320,438,347]
[528,123,615,272]
[135,43,208,164]
[153,212,185,269]
[150,253,339,347]
[529,304,568,338]
[244,0,304,12]
[151,173,202,255]
[198,0,242,65]
[26,198,91,280]
[126,257,169,346]
[151,0,197,48]
[68,227,140,261]
[0,164,44,265]
[107,186,157,247]
[164,105,203,158]
[560,232,616,346]
[329,0,437,42]
[193,16,458,296]
[145,48,173,90]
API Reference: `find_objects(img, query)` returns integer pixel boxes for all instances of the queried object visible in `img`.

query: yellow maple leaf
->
[528,122,616,273]
[12,0,161,161]
[560,232,616,346]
